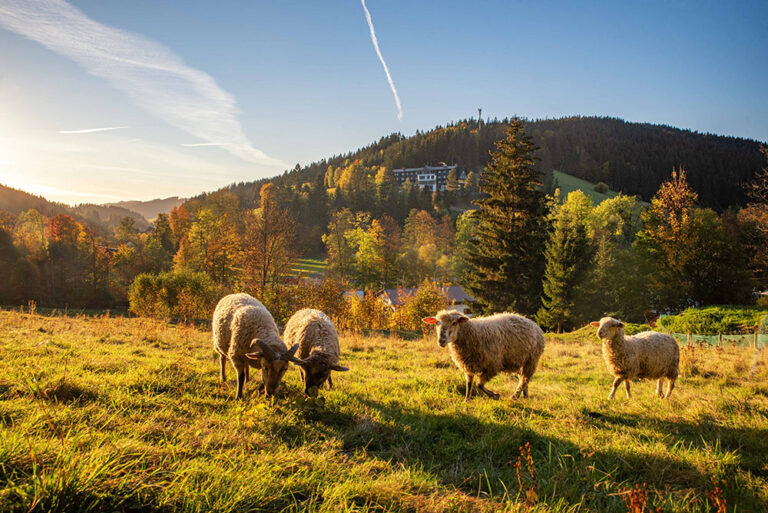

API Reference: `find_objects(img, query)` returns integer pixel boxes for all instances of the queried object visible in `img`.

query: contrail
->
[59,126,128,134]
[360,0,402,120]
[0,0,284,168]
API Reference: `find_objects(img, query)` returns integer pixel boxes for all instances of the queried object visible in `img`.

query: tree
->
[241,183,297,297]
[537,191,593,332]
[446,168,460,192]
[323,208,356,282]
[463,120,548,314]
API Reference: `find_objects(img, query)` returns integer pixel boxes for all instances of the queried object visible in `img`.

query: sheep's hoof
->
[489,392,500,400]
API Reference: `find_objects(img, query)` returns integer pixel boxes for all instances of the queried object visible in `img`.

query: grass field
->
[290,258,328,278]
[1,311,767,512]
[552,170,619,204]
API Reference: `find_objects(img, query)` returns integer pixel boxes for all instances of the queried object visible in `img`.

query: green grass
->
[290,258,328,277]
[1,311,767,512]
[552,170,619,204]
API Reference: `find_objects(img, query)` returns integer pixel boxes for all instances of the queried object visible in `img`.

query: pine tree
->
[463,119,548,314]
[536,191,592,332]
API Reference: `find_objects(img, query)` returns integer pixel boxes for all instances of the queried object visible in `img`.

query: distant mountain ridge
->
[106,197,184,221]
[0,183,149,233]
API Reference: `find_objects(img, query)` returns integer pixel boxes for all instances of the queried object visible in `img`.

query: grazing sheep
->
[591,317,679,399]
[423,310,545,401]
[283,309,349,394]
[212,293,302,399]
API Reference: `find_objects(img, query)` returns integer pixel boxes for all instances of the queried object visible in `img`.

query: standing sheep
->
[423,310,545,401]
[283,309,349,394]
[212,293,302,399]
[591,317,679,399]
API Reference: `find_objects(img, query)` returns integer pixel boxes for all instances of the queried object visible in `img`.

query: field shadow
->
[324,394,767,511]
[588,411,768,477]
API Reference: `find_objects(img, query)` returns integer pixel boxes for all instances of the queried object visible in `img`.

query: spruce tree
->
[536,191,592,332]
[463,119,548,314]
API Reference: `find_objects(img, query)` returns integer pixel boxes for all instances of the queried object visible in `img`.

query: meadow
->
[0,310,766,512]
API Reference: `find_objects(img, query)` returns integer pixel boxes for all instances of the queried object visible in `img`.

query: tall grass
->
[0,310,766,512]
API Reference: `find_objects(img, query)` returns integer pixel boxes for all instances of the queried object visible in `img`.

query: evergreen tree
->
[463,119,548,314]
[536,191,593,332]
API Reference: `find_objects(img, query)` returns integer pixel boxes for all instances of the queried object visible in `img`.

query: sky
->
[0,0,766,205]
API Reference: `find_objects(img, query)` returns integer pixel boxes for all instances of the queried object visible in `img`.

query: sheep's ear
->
[616,321,625,328]
[330,363,349,372]
[255,339,277,362]
[457,316,469,324]
[590,321,600,328]
[422,317,437,325]
[245,352,263,360]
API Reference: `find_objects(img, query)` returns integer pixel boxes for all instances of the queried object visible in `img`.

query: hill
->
[0,310,765,511]
[0,184,149,232]
[212,116,764,211]
[106,196,184,221]
[551,169,620,204]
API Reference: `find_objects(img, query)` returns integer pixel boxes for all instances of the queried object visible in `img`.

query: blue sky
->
[0,0,766,204]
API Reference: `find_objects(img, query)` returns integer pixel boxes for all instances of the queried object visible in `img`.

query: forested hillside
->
[210,116,763,211]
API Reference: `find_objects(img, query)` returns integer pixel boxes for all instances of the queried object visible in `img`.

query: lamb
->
[423,310,545,401]
[591,317,679,399]
[282,309,349,394]
[212,293,302,399]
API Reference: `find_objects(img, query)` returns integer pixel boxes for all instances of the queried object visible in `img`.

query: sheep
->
[423,310,545,401]
[591,317,679,399]
[212,293,302,399]
[282,308,349,394]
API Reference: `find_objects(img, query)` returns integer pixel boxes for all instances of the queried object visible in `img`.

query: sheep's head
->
[590,317,624,339]
[423,310,469,347]
[245,339,304,397]
[298,357,349,395]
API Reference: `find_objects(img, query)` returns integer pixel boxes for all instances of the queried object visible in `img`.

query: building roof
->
[392,165,459,174]
[376,285,476,306]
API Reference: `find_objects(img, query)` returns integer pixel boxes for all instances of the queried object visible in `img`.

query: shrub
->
[593,182,609,194]
[396,280,448,332]
[658,305,768,334]
[129,270,220,320]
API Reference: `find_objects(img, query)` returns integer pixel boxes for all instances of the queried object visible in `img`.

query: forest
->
[1,117,767,332]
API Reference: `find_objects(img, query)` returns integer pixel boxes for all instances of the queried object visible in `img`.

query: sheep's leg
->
[464,374,474,401]
[624,380,632,399]
[327,374,334,390]
[664,378,676,398]
[477,376,499,400]
[513,374,529,399]
[219,354,227,382]
[656,378,664,398]
[608,377,624,399]
[519,356,538,399]
[243,365,249,384]
[234,361,247,400]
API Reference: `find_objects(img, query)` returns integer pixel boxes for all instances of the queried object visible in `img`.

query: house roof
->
[375,285,476,306]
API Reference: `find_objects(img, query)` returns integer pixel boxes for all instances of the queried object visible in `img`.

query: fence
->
[668,332,767,349]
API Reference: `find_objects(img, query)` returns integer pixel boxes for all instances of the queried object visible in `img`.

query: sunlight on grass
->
[0,310,766,512]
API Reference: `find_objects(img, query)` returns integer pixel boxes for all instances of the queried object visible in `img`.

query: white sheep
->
[282,308,349,394]
[423,310,545,400]
[591,317,679,399]
[212,293,302,399]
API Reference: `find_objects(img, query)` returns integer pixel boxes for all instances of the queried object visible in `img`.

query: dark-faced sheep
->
[423,310,545,400]
[283,308,349,394]
[212,293,302,399]
[591,317,679,399]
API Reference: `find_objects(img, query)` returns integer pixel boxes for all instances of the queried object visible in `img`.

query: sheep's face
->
[261,360,290,397]
[591,317,624,339]
[245,339,303,397]
[423,311,468,347]
[300,358,350,395]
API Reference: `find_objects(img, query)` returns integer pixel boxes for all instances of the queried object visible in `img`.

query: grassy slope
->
[552,170,619,204]
[290,258,328,277]
[1,312,766,512]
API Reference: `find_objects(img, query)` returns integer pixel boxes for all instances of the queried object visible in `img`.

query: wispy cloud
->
[180,142,232,147]
[59,126,129,134]
[0,0,284,167]
[360,0,402,120]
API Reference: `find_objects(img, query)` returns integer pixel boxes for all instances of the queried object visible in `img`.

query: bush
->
[129,270,221,320]
[593,182,609,194]
[395,281,449,332]
[658,305,768,334]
